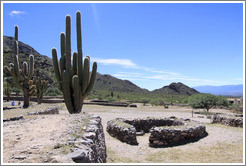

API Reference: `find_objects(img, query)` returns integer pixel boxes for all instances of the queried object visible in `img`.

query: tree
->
[141,97,150,106]
[188,93,228,112]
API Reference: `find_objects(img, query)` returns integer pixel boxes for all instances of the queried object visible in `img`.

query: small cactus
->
[29,76,48,104]
[52,11,97,114]
[4,25,35,108]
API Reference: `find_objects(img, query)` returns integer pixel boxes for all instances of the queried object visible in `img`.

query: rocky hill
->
[94,73,149,93]
[152,82,200,95]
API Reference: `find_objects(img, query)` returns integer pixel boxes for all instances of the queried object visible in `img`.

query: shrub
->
[188,94,228,112]
[141,97,150,106]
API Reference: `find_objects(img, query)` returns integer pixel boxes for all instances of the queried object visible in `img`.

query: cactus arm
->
[84,62,97,95]
[23,62,28,77]
[52,48,62,88]
[14,40,19,57]
[72,52,78,75]
[13,54,20,77]
[81,57,90,94]
[4,66,12,75]
[27,55,34,80]
[60,32,66,58]
[65,15,71,74]
[62,70,74,114]
[76,11,83,86]
[15,25,18,41]
[72,75,81,113]
[10,66,17,78]
[60,32,66,81]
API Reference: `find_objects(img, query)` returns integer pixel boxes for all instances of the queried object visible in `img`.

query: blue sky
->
[2,2,244,90]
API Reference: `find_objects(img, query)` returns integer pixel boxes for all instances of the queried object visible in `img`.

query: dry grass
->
[145,141,243,163]
[106,148,135,163]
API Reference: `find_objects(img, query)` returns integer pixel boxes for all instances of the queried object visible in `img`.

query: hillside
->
[193,84,243,97]
[152,82,200,95]
[94,73,149,93]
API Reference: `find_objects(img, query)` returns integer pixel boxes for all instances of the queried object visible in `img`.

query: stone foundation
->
[211,114,243,127]
[106,118,138,145]
[149,120,207,147]
[107,117,207,147]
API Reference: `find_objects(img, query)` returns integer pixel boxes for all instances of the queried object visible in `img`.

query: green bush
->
[141,97,150,106]
[105,96,116,102]
[44,87,62,96]
[188,93,228,112]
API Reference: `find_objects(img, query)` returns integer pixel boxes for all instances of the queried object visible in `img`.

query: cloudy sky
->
[3,2,243,90]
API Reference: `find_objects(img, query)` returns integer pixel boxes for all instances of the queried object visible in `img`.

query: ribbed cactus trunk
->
[37,97,42,104]
[52,11,97,114]
[3,25,36,108]
[23,88,30,108]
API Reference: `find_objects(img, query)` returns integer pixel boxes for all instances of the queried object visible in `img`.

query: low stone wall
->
[53,115,107,163]
[3,116,24,122]
[68,115,107,163]
[211,114,243,127]
[124,117,184,133]
[107,117,207,147]
[149,120,207,147]
[106,118,138,145]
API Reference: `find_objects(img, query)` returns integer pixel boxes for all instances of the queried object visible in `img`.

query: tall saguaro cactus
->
[52,11,97,114]
[4,25,36,108]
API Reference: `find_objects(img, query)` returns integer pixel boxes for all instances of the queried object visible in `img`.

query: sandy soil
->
[2,101,244,163]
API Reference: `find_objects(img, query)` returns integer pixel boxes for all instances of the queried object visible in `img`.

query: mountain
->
[94,73,149,93]
[152,82,200,95]
[193,85,243,97]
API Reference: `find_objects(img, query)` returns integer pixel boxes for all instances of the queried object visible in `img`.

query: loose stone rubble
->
[211,114,243,127]
[107,117,207,147]
[27,106,59,115]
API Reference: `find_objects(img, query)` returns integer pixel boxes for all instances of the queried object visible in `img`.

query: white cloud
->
[9,10,26,16]
[91,57,228,87]
[91,58,138,68]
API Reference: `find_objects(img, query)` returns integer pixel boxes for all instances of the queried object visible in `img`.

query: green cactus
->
[4,25,36,108]
[52,11,97,114]
[30,76,49,104]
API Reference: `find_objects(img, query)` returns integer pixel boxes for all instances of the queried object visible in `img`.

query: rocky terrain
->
[3,101,243,163]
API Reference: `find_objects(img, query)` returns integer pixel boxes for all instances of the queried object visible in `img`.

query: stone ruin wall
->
[211,114,243,127]
[107,117,207,147]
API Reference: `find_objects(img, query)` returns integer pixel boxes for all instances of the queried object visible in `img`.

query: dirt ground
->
[2,101,244,163]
